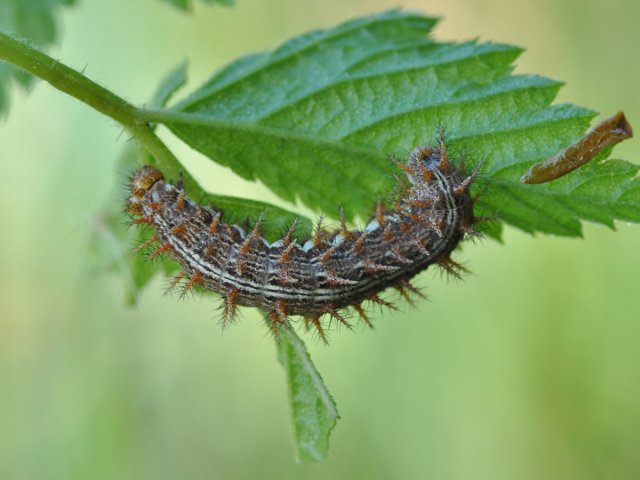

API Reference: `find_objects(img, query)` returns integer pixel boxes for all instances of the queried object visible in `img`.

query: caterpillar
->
[126,138,480,341]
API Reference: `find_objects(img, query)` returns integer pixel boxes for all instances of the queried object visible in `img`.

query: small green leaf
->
[97,205,180,306]
[161,0,189,10]
[0,0,77,114]
[200,0,234,6]
[145,9,638,238]
[160,0,233,12]
[149,59,189,109]
[89,144,177,304]
[276,324,339,463]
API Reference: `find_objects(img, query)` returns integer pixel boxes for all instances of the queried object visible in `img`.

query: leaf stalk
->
[0,30,178,167]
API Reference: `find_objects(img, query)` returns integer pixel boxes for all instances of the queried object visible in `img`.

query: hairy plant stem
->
[0,30,179,168]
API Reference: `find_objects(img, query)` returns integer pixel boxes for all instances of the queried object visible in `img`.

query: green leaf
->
[0,0,77,114]
[143,9,638,238]
[482,158,640,235]
[160,0,234,12]
[149,59,189,109]
[92,198,180,306]
[276,324,339,463]
[90,144,178,304]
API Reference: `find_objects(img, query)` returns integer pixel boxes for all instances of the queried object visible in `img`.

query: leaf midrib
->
[150,109,393,208]
[152,75,558,151]
[342,79,563,141]
[146,108,387,161]
[258,45,521,123]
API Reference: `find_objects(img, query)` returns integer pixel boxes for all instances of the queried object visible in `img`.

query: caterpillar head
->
[404,144,445,185]
[127,166,164,215]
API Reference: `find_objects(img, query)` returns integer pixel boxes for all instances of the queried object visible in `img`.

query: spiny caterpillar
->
[126,139,480,341]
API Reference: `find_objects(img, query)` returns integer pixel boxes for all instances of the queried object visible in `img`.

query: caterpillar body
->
[127,140,479,341]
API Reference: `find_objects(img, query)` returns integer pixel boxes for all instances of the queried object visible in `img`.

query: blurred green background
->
[1,0,639,478]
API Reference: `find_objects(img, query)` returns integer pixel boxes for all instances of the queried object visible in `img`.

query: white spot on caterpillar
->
[365,219,379,232]
[331,234,344,246]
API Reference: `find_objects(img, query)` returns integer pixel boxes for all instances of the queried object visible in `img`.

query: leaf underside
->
[148,9,638,239]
